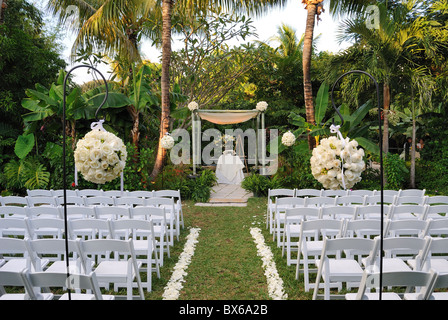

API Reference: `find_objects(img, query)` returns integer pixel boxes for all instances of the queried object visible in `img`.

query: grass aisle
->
[145,197,313,300]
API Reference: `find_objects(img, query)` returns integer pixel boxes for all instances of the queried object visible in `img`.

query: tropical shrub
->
[384,153,409,190]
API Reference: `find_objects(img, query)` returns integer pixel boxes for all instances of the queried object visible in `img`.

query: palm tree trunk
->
[150,0,172,179]
[303,2,317,150]
[410,85,416,188]
[127,104,140,148]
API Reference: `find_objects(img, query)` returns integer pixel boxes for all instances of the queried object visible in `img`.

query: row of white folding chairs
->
[0,268,115,300]
[269,188,426,198]
[26,188,181,199]
[0,209,171,266]
[282,215,448,266]
[0,226,161,297]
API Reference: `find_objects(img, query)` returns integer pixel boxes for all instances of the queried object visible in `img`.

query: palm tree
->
[301,0,372,149]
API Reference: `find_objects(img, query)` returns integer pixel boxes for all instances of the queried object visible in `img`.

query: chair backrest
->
[131,206,166,222]
[376,236,432,266]
[275,197,306,209]
[154,189,181,200]
[306,196,337,207]
[62,206,96,220]
[145,197,175,209]
[322,237,378,266]
[388,205,427,220]
[27,218,67,239]
[0,237,35,270]
[335,195,366,206]
[321,189,349,197]
[399,189,426,197]
[55,196,85,207]
[77,189,104,197]
[94,206,131,220]
[376,189,401,197]
[424,218,448,238]
[26,196,58,207]
[25,271,106,300]
[348,190,376,197]
[356,205,390,220]
[109,219,154,240]
[27,189,53,197]
[115,196,146,207]
[396,196,426,206]
[26,206,61,219]
[268,188,295,199]
[103,190,129,197]
[1,196,29,207]
[0,269,35,300]
[295,189,322,197]
[354,269,437,300]
[383,219,429,238]
[0,217,32,238]
[69,218,112,240]
[51,189,79,197]
[425,196,448,206]
[424,205,448,220]
[365,194,397,206]
[300,219,345,239]
[84,196,116,206]
[127,190,154,198]
[0,206,29,218]
[321,206,357,220]
[343,219,383,238]
[285,207,321,222]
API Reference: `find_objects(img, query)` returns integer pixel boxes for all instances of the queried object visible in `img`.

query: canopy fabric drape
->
[196,110,259,125]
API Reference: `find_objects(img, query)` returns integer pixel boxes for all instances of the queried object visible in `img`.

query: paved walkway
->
[195,183,253,207]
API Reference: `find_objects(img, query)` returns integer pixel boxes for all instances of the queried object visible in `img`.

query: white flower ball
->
[161,134,175,149]
[74,129,127,184]
[188,101,199,111]
[256,101,268,112]
[281,131,296,147]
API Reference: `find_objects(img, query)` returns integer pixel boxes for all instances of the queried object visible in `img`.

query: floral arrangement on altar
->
[74,129,127,184]
[188,101,199,111]
[310,135,365,190]
[256,101,268,112]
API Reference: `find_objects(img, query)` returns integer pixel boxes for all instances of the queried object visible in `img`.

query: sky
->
[33,0,353,84]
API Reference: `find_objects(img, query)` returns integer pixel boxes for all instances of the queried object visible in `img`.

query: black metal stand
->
[62,65,109,300]
[330,70,384,300]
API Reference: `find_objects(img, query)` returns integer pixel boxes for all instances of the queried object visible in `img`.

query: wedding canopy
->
[191,109,266,175]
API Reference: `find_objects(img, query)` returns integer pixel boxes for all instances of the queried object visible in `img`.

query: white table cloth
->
[215,152,245,185]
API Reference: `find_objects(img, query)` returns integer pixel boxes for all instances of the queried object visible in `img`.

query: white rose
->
[281,131,296,147]
[161,134,175,149]
[188,101,199,111]
[256,101,268,112]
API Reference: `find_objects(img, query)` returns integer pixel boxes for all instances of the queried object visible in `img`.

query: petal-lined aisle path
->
[144,197,312,300]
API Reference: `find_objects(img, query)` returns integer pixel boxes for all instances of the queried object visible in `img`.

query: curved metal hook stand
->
[330,70,385,299]
[62,65,109,300]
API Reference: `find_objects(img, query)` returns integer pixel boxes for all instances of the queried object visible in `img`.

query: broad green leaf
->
[354,137,380,156]
[351,100,373,128]
[87,92,131,109]
[15,134,35,159]
[171,106,190,120]
[25,89,58,107]
[309,127,331,137]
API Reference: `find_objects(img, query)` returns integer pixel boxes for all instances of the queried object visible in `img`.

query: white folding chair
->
[131,206,170,266]
[109,219,160,292]
[365,194,397,206]
[282,207,321,265]
[321,206,358,220]
[306,196,337,208]
[26,217,66,240]
[406,272,448,300]
[295,219,345,292]
[395,195,426,206]
[388,204,427,220]
[77,189,104,197]
[295,189,322,197]
[348,190,376,197]
[25,238,87,274]
[103,190,129,197]
[79,238,144,300]
[343,219,383,239]
[423,218,448,238]
[334,195,366,207]
[114,196,146,208]
[51,189,79,197]
[423,205,448,220]
[146,197,178,244]
[313,237,378,300]
[61,206,96,220]
[84,196,116,206]
[321,189,349,197]
[346,269,437,300]
[273,197,307,247]
[128,190,154,198]
[154,189,184,229]
[414,237,448,275]
[375,189,401,197]
[24,271,115,300]
[94,206,131,220]
[0,269,49,300]
[56,196,86,207]
[27,189,53,197]
[266,188,295,233]
[0,237,46,273]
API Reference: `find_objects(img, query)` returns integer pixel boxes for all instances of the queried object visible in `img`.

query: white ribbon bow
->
[329,124,347,190]
[90,119,106,131]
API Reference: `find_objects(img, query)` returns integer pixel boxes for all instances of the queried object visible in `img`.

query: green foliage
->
[241,173,282,197]
[3,156,50,191]
[14,133,35,159]
[384,153,409,190]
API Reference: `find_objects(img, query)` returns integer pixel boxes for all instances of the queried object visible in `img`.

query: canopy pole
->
[261,112,266,175]
[256,113,260,170]
[192,111,196,175]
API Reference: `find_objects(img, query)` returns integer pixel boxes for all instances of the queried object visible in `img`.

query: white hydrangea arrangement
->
[74,129,127,184]
[188,101,199,111]
[310,135,366,190]
[281,131,296,147]
[161,133,175,149]
[256,101,268,112]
